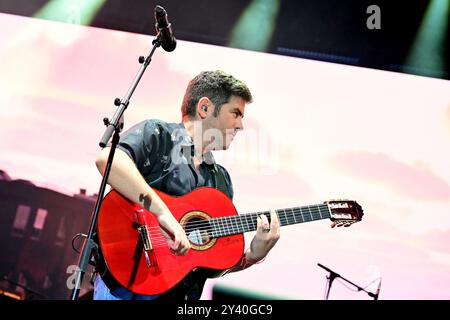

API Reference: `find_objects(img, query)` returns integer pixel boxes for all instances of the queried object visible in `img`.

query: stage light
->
[33,0,106,26]
[403,0,448,78]
[229,0,281,52]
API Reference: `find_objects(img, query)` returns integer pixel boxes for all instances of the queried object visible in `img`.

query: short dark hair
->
[181,70,253,118]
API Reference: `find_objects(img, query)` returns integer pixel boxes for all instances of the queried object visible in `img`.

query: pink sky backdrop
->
[1,13,449,299]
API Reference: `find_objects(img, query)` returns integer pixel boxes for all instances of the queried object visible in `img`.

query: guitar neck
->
[210,204,331,238]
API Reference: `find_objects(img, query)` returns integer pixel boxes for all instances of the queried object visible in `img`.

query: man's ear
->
[197,97,211,119]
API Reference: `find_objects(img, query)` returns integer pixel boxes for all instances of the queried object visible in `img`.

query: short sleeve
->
[116,120,162,173]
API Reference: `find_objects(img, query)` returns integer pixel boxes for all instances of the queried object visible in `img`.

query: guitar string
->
[136,205,329,236]
[141,206,329,242]
[136,207,330,247]
[136,205,330,232]
[141,209,328,249]
[140,210,328,248]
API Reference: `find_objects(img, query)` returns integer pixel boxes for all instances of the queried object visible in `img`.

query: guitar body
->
[97,187,244,295]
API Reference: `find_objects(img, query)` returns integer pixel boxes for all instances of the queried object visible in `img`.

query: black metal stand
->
[318,263,380,300]
[69,38,162,301]
[323,266,338,300]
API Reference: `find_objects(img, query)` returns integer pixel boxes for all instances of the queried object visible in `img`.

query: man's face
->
[203,95,246,150]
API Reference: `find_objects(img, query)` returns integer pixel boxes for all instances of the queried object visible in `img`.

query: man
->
[94,70,280,300]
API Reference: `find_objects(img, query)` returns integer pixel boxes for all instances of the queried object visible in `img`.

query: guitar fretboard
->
[207,204,331,238]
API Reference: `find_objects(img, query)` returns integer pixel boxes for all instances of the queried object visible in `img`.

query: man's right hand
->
[157,212,191,256]
[96,148,191,255]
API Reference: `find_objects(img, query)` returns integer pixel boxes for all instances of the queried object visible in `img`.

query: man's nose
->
[236,117,244,131]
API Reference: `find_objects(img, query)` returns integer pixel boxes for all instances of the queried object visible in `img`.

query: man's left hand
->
[246,209,280,263]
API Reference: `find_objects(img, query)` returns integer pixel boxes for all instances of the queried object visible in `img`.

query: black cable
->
[336,276,382,293]
[71,233,87,253]
[362,277,382,291]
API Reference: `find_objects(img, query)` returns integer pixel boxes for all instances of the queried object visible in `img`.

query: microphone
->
[154,5,177,52]
[374,278,382,300]
[317,263,339,276]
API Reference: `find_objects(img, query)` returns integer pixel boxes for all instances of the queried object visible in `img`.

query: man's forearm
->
[95,147,168,216]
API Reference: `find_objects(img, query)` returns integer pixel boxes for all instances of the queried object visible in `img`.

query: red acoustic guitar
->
[97,187,363,295]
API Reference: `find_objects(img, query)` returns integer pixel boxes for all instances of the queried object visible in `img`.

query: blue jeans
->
[93,275,160,300]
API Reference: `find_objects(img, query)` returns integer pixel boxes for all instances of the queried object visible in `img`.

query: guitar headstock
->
[325,200,364,227]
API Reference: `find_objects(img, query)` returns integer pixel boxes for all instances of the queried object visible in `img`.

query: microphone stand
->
[70,37,163,301]
[317,263,378,300]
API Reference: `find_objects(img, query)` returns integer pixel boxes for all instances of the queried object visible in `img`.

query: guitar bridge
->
[138,225,154,267]
[135,208,155,268]
[138,225,152,251]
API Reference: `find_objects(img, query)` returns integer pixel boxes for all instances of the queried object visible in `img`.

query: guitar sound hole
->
[185,217,212,246]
